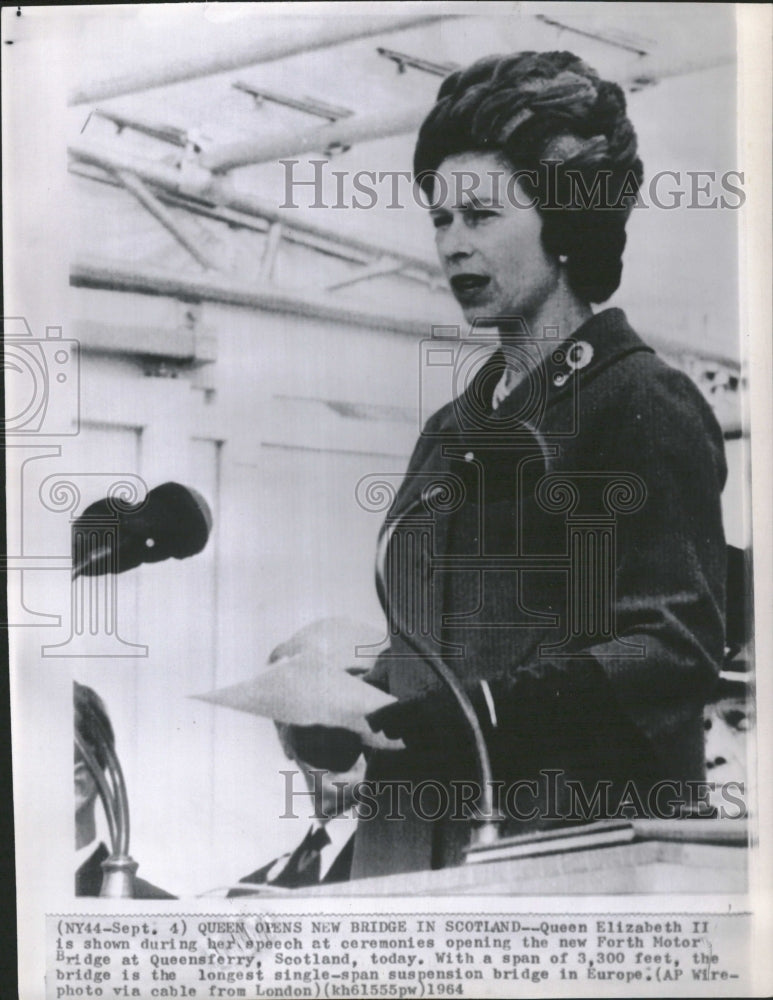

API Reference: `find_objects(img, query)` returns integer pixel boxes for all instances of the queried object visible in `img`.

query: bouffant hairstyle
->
[74,681,115,771]
[413,51,643,303]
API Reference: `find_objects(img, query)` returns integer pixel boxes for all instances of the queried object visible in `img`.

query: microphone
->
[72,481,213,578]
[372,423,552,852]
[75,682,137,898]
[375,490,502,849]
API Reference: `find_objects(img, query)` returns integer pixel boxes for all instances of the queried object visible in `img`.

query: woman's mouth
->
[449,274,491,301]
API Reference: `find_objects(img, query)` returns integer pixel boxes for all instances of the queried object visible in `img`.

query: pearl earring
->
[558,254,568,265]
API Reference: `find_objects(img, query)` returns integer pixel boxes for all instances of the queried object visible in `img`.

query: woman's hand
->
[366,656,615,756]
[366,683,489,753]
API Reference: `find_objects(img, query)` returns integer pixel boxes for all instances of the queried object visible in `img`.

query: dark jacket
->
[75,842,175,899]
[352,308,727,878]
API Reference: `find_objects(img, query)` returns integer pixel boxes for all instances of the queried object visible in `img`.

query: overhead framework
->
[89,109,192,149]
[71,256,434,340]
[68,141,445,289]
[534,14,652,57]
[111,167,219,272]
[194,57,735,175]
[200,104,429,174]
[67,8,740,392]
[232,82,353,123]
[68,12,451,105]
[69,10,735,186]
[376,47,458,77]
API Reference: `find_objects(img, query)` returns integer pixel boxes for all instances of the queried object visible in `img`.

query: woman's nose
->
[437,220,474,264]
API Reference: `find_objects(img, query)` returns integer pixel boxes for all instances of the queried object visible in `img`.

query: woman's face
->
[430,151,561,327]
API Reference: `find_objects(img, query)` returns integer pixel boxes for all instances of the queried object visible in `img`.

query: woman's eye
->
[431,215,451,230]
[466,209,498,224]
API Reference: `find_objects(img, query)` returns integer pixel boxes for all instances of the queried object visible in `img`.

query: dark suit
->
[353,308,727,878]
[229,829,355,895]
[75,842,175,898]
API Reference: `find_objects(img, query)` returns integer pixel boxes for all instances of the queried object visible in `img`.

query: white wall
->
[46,293,424,896]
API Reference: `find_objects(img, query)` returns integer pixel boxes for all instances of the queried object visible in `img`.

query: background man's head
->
[704,674,750,809]
[276,721,367,819]
[704,546,753,812]
[268,618,382,819]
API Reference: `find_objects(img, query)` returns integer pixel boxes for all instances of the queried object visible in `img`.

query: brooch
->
[552,340,594,387]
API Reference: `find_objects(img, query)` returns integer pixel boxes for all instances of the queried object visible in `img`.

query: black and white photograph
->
[4,3,772,997]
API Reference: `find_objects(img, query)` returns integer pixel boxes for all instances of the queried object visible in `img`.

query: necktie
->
[274,826,331,888]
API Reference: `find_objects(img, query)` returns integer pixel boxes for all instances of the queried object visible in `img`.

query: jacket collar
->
[388,310,653,522]
[447,308,653,430]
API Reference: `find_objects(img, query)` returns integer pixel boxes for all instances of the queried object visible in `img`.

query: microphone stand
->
[75,722,138,898]
[375,492,502,849]
[69,482,213,895]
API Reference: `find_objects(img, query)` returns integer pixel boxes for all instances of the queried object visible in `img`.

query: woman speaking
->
[354,51,727,878]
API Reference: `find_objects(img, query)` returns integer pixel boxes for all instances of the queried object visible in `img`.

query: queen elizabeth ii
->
[353,51,727,877]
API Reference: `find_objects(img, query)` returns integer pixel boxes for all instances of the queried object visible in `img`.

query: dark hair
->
[414,51,643,303]
[74,681,115,771]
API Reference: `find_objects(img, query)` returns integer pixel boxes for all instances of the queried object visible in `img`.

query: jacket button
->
[464,451,474,462]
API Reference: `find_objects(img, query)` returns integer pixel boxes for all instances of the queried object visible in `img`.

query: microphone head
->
[72,482,213,577]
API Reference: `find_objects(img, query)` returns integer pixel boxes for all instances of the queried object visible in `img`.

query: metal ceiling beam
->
[201,104,426,173]
[534,14,651,57]
[91,109,190,149]
[70,161,378,266]
[112,168,219,271]
[71,257,432,340]
[69,13,450,106]
[68,141,443,281]
[232,82,353,122]
[327,258,403,291]
[376,47,458,77]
